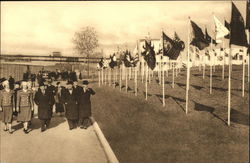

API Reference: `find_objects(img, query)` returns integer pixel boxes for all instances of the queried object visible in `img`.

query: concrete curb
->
[90,117,119,163]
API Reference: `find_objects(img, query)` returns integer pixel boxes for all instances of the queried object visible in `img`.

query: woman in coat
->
[34,83,55,132]
[16,81,34,134]
[78,80,95,129]
[0,79,15,134]
[62,81,78,130]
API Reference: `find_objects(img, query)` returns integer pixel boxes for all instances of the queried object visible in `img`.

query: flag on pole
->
[205,28,217,45]
[190,20,209,50]
[213,15,230,43]
[224,20,230,39]
[230,2,248,47]
[162,32,185,60]
[246,0,250,30]
[141,40,156,70]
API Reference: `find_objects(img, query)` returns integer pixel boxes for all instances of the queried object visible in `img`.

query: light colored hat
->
[2,80,9,86]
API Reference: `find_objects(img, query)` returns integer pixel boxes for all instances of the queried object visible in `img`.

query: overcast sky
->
[1,1,247,56]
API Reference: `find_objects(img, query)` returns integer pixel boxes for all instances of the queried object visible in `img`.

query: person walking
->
[46,78,56,116]
[73,79,83,97]
[62,81,78,130]
[34,83,55,132]
[16,81,34,134]
[13,81,21,117]
[0,79,15,134]
[78,80,95,129]
[8,76,15,90]
[55,82,65,116]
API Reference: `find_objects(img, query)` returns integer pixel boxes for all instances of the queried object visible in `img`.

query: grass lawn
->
[91,65,249,163]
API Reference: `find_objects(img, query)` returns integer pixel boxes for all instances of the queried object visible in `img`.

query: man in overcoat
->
[78,80,95,129]
[34,83,55,132]
[46,78,56,116]
[62,81,79,130]
[73,80,83,97]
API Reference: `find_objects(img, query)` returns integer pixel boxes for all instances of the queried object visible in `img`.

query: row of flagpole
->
[97,1,249,127]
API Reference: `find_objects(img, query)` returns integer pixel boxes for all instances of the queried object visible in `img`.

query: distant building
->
[52,51,61,57]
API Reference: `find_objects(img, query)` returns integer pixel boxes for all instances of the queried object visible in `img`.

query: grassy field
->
[91,65,249,163]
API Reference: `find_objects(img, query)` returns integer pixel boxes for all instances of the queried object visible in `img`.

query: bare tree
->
[72,26,98,78]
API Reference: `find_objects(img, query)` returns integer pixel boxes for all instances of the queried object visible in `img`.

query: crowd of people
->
[0,74,95,134]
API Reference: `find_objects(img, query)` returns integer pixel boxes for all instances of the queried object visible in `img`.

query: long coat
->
[47,85,56,96]
[34,90,55,120]
[73,85,83,97]
[78,88,95,118]
[62,89,78,120]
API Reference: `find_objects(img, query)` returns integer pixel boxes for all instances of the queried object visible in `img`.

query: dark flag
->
[205,28,217,45]
[230,2,248,47]
[246,0,250,30]
[141,40,156,70]
[224,20,230,39]
[190,20,209,50]
[162,32,185,60]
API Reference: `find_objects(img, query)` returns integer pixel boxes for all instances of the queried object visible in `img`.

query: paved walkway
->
[0,116,108,163]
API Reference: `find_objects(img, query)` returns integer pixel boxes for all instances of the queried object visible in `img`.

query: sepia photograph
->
[0,1,249,163]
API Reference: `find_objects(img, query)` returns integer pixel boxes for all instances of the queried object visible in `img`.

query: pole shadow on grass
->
[193,101,227,125]
[212,86,248,97]
[155,94,186,112]
[230,109,249,126]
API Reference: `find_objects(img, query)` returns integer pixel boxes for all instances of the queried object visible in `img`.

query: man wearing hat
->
[8,76,15,90]
[55,82,65,116]
[34,82,55,132]
[0,79,15,134]
[73,79,83,97]
[78,80,95,129]
[62,80,79,130]
[46,78,56,116]
[16,80,34,134]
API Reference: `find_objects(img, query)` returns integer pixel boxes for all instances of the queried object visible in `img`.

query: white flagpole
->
[125,67,128,93]
[162,62,165,107]
[228,44,232,126]
[209,16,214,94]
[161,30,165,106]
[135,66,138,96]
[203,50,206,79]
[166,60,169,77]
[119,65,122,91]
[210,51,213,94]
[172,61,175,88]
[98,69,100,87]
[145,64,148,100]
[109,68,111,86]
[148,68,151,84]
[222,40,225,80]
[101,68,104,85]
[242,48,245,97]
[186,17,191,114]
[175,61,178,77]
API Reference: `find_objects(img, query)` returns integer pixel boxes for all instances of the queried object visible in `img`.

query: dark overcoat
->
[47,85,56,96]
[34,90,55,120]
[73,85,83,97]
[62,89,78,120]
[78,88,95,118]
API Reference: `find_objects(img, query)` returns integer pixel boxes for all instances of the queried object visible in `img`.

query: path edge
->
[90,117,119,163]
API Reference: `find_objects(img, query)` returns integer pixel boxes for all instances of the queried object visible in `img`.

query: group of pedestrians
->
[0,77,95,134]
